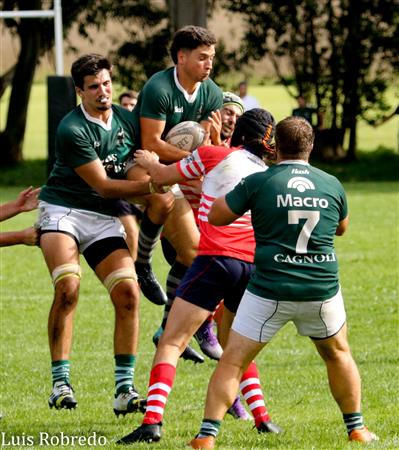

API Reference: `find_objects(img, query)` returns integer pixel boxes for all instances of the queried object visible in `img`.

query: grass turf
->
[0,180,398,449]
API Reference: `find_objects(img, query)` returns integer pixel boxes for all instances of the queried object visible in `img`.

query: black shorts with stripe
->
[176,255,254,313]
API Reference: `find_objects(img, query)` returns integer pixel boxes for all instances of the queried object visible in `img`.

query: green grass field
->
[0,182,398,449]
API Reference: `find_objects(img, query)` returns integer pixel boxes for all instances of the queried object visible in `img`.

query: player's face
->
[77,69,113,116]
[180,45,215,82]
[120,97,137,111]
[221,105,242,138]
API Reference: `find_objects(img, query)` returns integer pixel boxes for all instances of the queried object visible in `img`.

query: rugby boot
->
[194,320,223,360]
[188,435,215,449]
[227,396,251,420]
[152,326,204,364]
[48,382,77,410]
[349,427,378,442]
[135,262,167,305]
[117,422,162,444]
[114,386,146,417]
[256,420,283,434]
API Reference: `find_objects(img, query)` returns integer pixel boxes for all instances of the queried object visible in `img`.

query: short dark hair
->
[231,108,276,158]
[71,53,112,89]
[170,26,217,64]
[118,90,138,103]
[275,116,314,157]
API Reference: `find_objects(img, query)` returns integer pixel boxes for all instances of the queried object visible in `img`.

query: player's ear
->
[75,87,83,99]
[177,49,187,65]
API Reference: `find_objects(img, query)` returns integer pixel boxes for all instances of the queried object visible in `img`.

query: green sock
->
[197,418,221,438]
[343,412,364,434]
[51,360,70,385]
[115,354,136,395]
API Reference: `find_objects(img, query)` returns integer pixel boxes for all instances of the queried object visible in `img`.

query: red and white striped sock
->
[142,362,176,425]
[240,361,271,427]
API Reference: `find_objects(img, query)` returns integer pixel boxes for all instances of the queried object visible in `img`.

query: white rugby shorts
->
[38,201,125,253]
[232,287,346,342]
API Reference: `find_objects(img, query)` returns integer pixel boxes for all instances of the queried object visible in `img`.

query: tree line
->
[0,0,398,165]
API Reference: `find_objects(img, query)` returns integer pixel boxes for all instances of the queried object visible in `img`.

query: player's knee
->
[176,247,197,267]
[103,268,138,295]
[52,264,81,307]
[147,192,175,220]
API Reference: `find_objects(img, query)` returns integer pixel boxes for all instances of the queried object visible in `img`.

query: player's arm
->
[134,149,185,186]
[74,159,151,198]
[140,117,190,162]
[0,227,39,247]
[335,215,349,236]
[208,196,241,226]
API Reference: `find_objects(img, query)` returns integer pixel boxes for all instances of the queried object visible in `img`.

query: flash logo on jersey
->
[287,176,315,193]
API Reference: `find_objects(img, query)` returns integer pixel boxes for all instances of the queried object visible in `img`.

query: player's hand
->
[134,149,159,169]
[16,187,41,212]
[21,226,40,246]
[207,110,222,146]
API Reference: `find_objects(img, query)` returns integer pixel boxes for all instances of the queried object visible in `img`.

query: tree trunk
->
[0,2,42,166]
[167,0,207,32]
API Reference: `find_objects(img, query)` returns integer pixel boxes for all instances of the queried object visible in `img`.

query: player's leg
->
[222,271,281,431]
[313,326,377,442]
[162,197,221,360]
[190,289,287,449]
[117,256,227,444]
[116,200,143,262]
[83,232,143,417]
[117,297,211,444]
[119,213,139,260]
[40,231,80,410]
[190,330,265,449]
[297,290,377,443]
[126,164,174,305]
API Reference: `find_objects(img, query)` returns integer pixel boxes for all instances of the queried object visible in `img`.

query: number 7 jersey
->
[225,161,348,302]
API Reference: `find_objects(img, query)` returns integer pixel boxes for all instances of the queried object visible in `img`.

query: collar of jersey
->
[80,103,113,131]
[174,67,200,103]
[277,160,309,166]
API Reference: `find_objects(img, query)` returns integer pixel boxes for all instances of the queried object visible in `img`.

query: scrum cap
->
[222,92,244,114]
[231,108,276,157]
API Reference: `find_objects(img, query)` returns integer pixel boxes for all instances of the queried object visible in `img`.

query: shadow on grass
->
[0,159,48,187]
[0,149,398,187]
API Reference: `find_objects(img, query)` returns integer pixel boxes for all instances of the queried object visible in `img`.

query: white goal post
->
[0,0,64,75]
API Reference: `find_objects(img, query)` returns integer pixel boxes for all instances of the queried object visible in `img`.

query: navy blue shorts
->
[176,255,255,313]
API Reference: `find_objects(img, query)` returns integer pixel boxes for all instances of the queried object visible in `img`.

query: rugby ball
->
[165,121,207,152]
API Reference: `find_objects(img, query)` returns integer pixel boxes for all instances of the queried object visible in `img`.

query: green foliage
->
[220,0,399,158]
[1,182,398,449]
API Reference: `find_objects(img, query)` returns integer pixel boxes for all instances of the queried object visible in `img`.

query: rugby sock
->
[197,419,221,438]
[161,261,188,329]
[51,360,70,385]
[240,361,271,427]
[142,363,176,425]
[343,412,365,434]
[114,354,136,395]
[136,212,162,266]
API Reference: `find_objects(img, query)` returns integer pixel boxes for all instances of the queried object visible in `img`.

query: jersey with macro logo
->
[132,67,223,138]
[39,104,137,216]
[225,161,348,301]
[177,145,267,262]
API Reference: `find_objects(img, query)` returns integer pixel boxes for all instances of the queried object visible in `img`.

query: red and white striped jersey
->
[176,145,267,262]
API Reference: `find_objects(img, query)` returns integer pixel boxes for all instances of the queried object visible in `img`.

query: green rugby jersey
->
[225,161,348,301]
[132,67,223,138]
[40,104,137,215]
